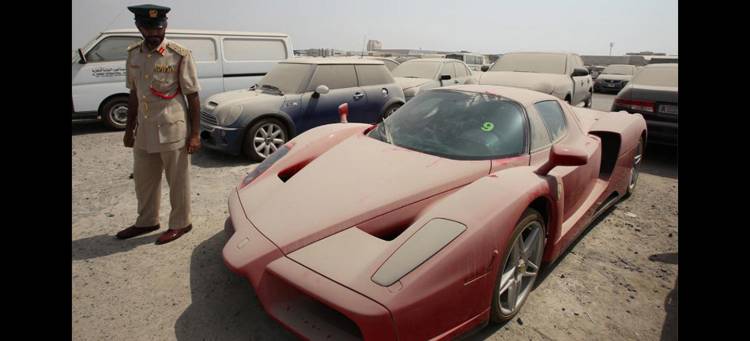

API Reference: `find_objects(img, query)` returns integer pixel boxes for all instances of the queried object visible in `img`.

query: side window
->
[355,64,394,86]
[86,36,141,62]
[383,60,398,71]
[455,63,467,78]
[171,38,217,61]
[223,38,287,61]
[534,101,568,142]
[307,65,357,90]
[528,111,552,151]
[440,62,457,78]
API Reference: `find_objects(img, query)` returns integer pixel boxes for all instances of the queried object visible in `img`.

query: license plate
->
[660,104,678,114]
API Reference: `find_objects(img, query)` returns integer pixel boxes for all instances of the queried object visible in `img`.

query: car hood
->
[207,89,284,107]
[597,74,632,81]
[478,71,559,94]
[238,133,490,254]
[394,77,435,90]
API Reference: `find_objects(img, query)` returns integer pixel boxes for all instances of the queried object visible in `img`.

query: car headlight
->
[371,218,466,286]
[238,142,294,189]
[216,105,244,126]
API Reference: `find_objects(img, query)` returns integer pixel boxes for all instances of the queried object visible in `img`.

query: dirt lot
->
[72,93,677,340]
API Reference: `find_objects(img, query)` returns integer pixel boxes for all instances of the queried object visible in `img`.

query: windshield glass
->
[368,90,527,159]
[490,53,567,74]
[256,63,315,94]
[602,65,635,75]
[392,61,441,79]
[631,66,678,87]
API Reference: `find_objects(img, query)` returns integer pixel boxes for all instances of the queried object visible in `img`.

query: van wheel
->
[101,97,129,130]
[243,118,288,162]
[382,103,401,120]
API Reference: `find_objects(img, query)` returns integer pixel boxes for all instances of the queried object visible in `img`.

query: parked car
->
[72,29,293,129]
[200,58,405,160]
[611,63,678,146]
[477,52,593,107]
[594,64,638,93]
[341,56,400,71]
[222,84,646,340]
[586,65,605,80]
[392,58,473,101]
[445,52,490,71]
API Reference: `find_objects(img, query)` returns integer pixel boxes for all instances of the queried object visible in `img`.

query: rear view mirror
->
[571,67,589,77]
[312,84,329,98]
[77,48,87,64]
[535,144,588,175]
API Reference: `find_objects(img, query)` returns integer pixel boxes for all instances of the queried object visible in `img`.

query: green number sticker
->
[481,122,494,132]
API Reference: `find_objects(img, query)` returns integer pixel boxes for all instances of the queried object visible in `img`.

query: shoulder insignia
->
[167,41,189,56]
[127,40,143,51]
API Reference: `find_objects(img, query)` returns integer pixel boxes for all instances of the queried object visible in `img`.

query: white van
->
[72,29,293,129]
[445,53,489,72]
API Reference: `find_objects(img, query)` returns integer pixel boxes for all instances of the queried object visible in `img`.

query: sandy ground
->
[72,93,677,340]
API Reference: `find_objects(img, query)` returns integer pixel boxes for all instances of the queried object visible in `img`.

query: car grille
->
[604,79,621,84]
[200,111,218,126]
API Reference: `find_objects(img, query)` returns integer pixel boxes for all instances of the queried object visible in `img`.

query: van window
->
[355,65,394,86]
[171,38,216,61]
[307,65,357,90]
[86,36,141,62]
[223,38,287,61]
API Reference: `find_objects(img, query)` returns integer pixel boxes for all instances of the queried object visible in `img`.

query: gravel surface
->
[72,93,677,340]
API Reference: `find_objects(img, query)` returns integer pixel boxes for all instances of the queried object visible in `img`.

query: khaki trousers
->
[133,147,191,230]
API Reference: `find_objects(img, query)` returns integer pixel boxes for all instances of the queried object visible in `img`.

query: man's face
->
[137,24,167,48]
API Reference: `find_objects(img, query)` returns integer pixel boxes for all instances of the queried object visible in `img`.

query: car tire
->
[490,208,546,323]
[382,103,401,120]
[584,93,593,108]
[623,137,644,199]
[242,118,288,162]
[101,96,129,130]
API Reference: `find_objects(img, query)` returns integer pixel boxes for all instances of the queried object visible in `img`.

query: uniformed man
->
[115,4,201,245]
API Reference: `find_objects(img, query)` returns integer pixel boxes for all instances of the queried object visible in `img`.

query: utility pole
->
[609,42,614,56]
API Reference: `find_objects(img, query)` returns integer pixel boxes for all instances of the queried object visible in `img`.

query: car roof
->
[437,84,561,106]
[103,28,289,38]
[283,57,384,65]
[403,58,451,63]
[644,63,678,69]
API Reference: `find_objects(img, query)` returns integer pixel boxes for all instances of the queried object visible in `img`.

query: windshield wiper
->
[260,84,284,95]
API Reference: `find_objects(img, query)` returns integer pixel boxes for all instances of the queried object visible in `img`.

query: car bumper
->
[645,120,678,146]
[222,191,397,340]
[199,122,243,155]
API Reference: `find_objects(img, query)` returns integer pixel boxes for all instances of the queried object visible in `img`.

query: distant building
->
[367,40,382,51]
[303,48,347,57]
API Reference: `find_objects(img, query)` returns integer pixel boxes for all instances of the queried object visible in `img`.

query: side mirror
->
[571,67,589,77]
[338,103,349,123]
[481,65,490,72]
[312,84,329,98]
[535,144,588,176]
[78,48,87,64]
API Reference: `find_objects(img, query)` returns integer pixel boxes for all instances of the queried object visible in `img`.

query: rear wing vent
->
[278,159,313,183]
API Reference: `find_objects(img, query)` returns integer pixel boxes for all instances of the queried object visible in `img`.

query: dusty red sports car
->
[222,85,647,340]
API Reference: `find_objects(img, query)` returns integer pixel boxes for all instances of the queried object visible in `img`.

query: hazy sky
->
[72,0,678,55]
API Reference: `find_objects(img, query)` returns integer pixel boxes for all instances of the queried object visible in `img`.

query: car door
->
[354,64,397,122]
[438,62,459,87]
[298,64,368,132]
[528,100,598,223]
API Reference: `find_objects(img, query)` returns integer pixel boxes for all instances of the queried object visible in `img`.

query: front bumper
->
[200,121,243,155]
[222,191,397,340]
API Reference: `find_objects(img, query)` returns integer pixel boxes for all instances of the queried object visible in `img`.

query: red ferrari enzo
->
[222,85,647,340]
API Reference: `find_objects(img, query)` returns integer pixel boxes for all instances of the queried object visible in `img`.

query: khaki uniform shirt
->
[126,38,200,153]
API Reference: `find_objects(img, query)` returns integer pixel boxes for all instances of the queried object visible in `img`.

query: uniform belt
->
[149,86,182,100]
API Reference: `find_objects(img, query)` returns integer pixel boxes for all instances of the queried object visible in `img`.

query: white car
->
[392,58,473,101]
[72,29,293,129]
[594,64,638,93]
[476,52,593,107]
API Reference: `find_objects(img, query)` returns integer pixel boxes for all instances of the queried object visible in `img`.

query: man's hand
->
[124,131,135,148]
[187,134,201,154]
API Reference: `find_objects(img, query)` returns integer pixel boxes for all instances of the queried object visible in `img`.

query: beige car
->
[392,58,473,101]
[476,52,593,107]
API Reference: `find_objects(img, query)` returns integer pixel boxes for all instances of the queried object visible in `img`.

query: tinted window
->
[368,90,526,159]
[307,65,357,90]
[87,36,141,62]
[534,101,567,142]
[223,38,287,61]
[355,64,394,86]
[171,37,217,61]
[257,63,315,94]
[440,63,457,78]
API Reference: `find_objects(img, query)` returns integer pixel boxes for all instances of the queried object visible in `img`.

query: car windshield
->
[603,65,635,75]
[368,90,527,159]
[392,61,441,79]
[490,53,567,74]
[631,66,678,87]
[256,63,315,94]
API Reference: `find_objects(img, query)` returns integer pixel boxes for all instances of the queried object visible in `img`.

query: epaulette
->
[127,40,143,51]
[167,41,190,57]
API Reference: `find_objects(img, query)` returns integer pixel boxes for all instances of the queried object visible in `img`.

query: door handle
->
[353,92,365,100]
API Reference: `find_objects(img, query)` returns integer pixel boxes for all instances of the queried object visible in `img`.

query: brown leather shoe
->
[155,225,192,245]
[116,224,160,239]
